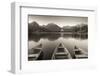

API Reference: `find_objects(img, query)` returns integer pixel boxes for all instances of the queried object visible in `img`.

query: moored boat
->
[28,44,42,61]
[52,43,72,59]
[73,46,88,59]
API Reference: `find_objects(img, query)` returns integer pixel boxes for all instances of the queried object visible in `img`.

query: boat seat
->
[57,48,65,52]
[75,51,82,55]
[55,55,69,59]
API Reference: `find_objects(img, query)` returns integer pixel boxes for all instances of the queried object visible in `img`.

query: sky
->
[28,15,88,27]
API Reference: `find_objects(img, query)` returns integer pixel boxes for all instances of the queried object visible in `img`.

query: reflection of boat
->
[73,46,88,59]
[52,43,72,59]
[28,44,42,61]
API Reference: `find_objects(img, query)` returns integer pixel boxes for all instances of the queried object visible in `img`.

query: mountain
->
[62,24,88,33]
[62,26,73,32]
[39,25,51,32]
[45,23,61,32]
[28,21,87,33]
[28,22,61,33]
[28,21,40,33]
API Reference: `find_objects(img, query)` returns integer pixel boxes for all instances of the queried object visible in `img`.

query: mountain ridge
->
[28,21,88,33]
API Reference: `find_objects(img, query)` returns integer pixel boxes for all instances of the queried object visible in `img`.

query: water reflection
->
[28,33,88,60]
[29,33,88,42]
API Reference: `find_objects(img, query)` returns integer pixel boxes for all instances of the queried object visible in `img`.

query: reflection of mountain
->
[29,33,88,42]
[28,21,88,42]
[63,33,88,39]
[29,33,61,42]
[47,33,61,41]
[29,34,41,42]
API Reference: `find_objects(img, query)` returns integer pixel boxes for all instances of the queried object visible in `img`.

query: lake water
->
[28,33,88,60]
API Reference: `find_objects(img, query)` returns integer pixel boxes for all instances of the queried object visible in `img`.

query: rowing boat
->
[52,43,72,59]
[28,44,42,61]
[73,46,88,59]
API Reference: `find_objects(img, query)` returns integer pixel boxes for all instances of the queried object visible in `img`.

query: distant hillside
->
[28,21,61,33]
[72,24,88,33]
[28,21,40,33]
[62,26,73,32]
[62,24,88,33]
[28,21,88,33]
[45,23,61,32]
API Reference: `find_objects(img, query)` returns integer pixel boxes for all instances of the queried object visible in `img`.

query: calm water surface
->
[28,33,88,60]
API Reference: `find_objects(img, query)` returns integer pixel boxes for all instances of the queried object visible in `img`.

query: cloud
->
[28,15,88,27]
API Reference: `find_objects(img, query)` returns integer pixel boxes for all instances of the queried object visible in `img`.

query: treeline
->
[28,21,88,33]
[63,24,88,33]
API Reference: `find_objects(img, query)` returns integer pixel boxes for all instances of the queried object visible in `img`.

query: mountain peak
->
[46,23,61,32]
[30,21,39,26]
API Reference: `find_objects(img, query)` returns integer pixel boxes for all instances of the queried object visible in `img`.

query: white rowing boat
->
[52,43,72,59]
[73,46,88,59]
[28,44,42,60]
